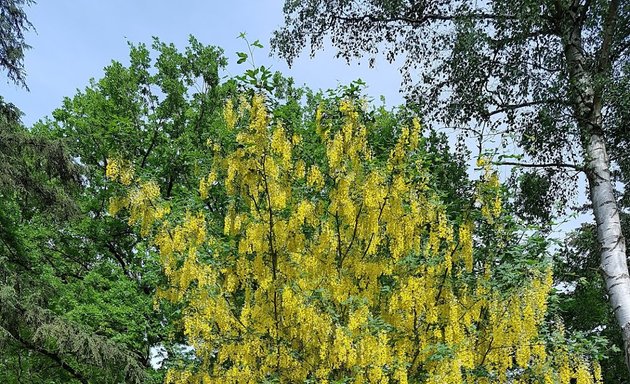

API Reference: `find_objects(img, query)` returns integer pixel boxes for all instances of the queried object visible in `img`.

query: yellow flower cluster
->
[105,158,134,185]
[108,96,601,383]
[477,159,503,223]
[199,170,217,199]
[105,161,168,236]
[223,99,237,130]
[126,180,162,235]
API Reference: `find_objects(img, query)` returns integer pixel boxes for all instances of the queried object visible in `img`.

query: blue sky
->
[2,1,403,127]
[0,1,591,239]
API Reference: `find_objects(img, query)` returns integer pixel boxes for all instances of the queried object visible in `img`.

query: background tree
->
[272,0,630,375]
[35,36,232,379]
[0,1,153,380]
[0,0,34,89]
[0,96,150,382]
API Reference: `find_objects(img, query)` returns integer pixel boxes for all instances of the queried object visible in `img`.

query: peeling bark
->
[586,130,630,372]
[558,0,630,375]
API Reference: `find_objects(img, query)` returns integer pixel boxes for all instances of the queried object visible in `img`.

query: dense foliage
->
[104,70,603,381]
[1,0,625,379]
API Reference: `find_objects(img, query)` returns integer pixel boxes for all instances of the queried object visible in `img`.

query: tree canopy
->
[101,46,604,380]
[1,0,627,380]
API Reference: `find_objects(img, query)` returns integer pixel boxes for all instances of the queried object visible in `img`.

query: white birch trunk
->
[585,132,630,370]
[560,0,630,373]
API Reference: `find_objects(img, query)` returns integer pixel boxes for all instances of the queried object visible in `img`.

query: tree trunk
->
[558,0,630,374]
[585,131,630,372]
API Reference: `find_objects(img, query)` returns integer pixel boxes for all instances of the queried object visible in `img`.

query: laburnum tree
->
[108,84,602,382]
[271,0,630,376]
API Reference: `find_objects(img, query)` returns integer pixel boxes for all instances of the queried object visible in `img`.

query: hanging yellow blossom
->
[107,94,600,384]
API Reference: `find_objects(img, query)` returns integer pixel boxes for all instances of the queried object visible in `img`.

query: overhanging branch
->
[492,160,583,172]
[12,331,88,384]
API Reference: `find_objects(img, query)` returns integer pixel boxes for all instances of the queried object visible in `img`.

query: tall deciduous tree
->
[41,36,230,378]
[272,0,630,374]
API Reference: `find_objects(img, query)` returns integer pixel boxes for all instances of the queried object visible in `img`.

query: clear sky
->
[2,1,404,127]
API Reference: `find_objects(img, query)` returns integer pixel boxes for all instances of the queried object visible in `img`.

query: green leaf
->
[236,52,248,64]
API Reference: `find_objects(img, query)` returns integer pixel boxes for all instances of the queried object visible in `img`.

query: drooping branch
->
[13,332,89,384]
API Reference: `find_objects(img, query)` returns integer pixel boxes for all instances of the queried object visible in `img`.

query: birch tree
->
[272,0,630,375]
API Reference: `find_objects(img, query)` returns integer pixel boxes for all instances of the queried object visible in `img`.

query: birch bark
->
[559,0,630,372]
[586,130,630,370]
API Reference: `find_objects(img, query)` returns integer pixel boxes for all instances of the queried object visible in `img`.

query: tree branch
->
[335,11,520,27]
[482,99,562,118]
[595,0,620,75]
[13,332,88,384]
[105,241,131,278]
[577,0,592,28]
[487,29,553,48]
[492,160,583,171]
